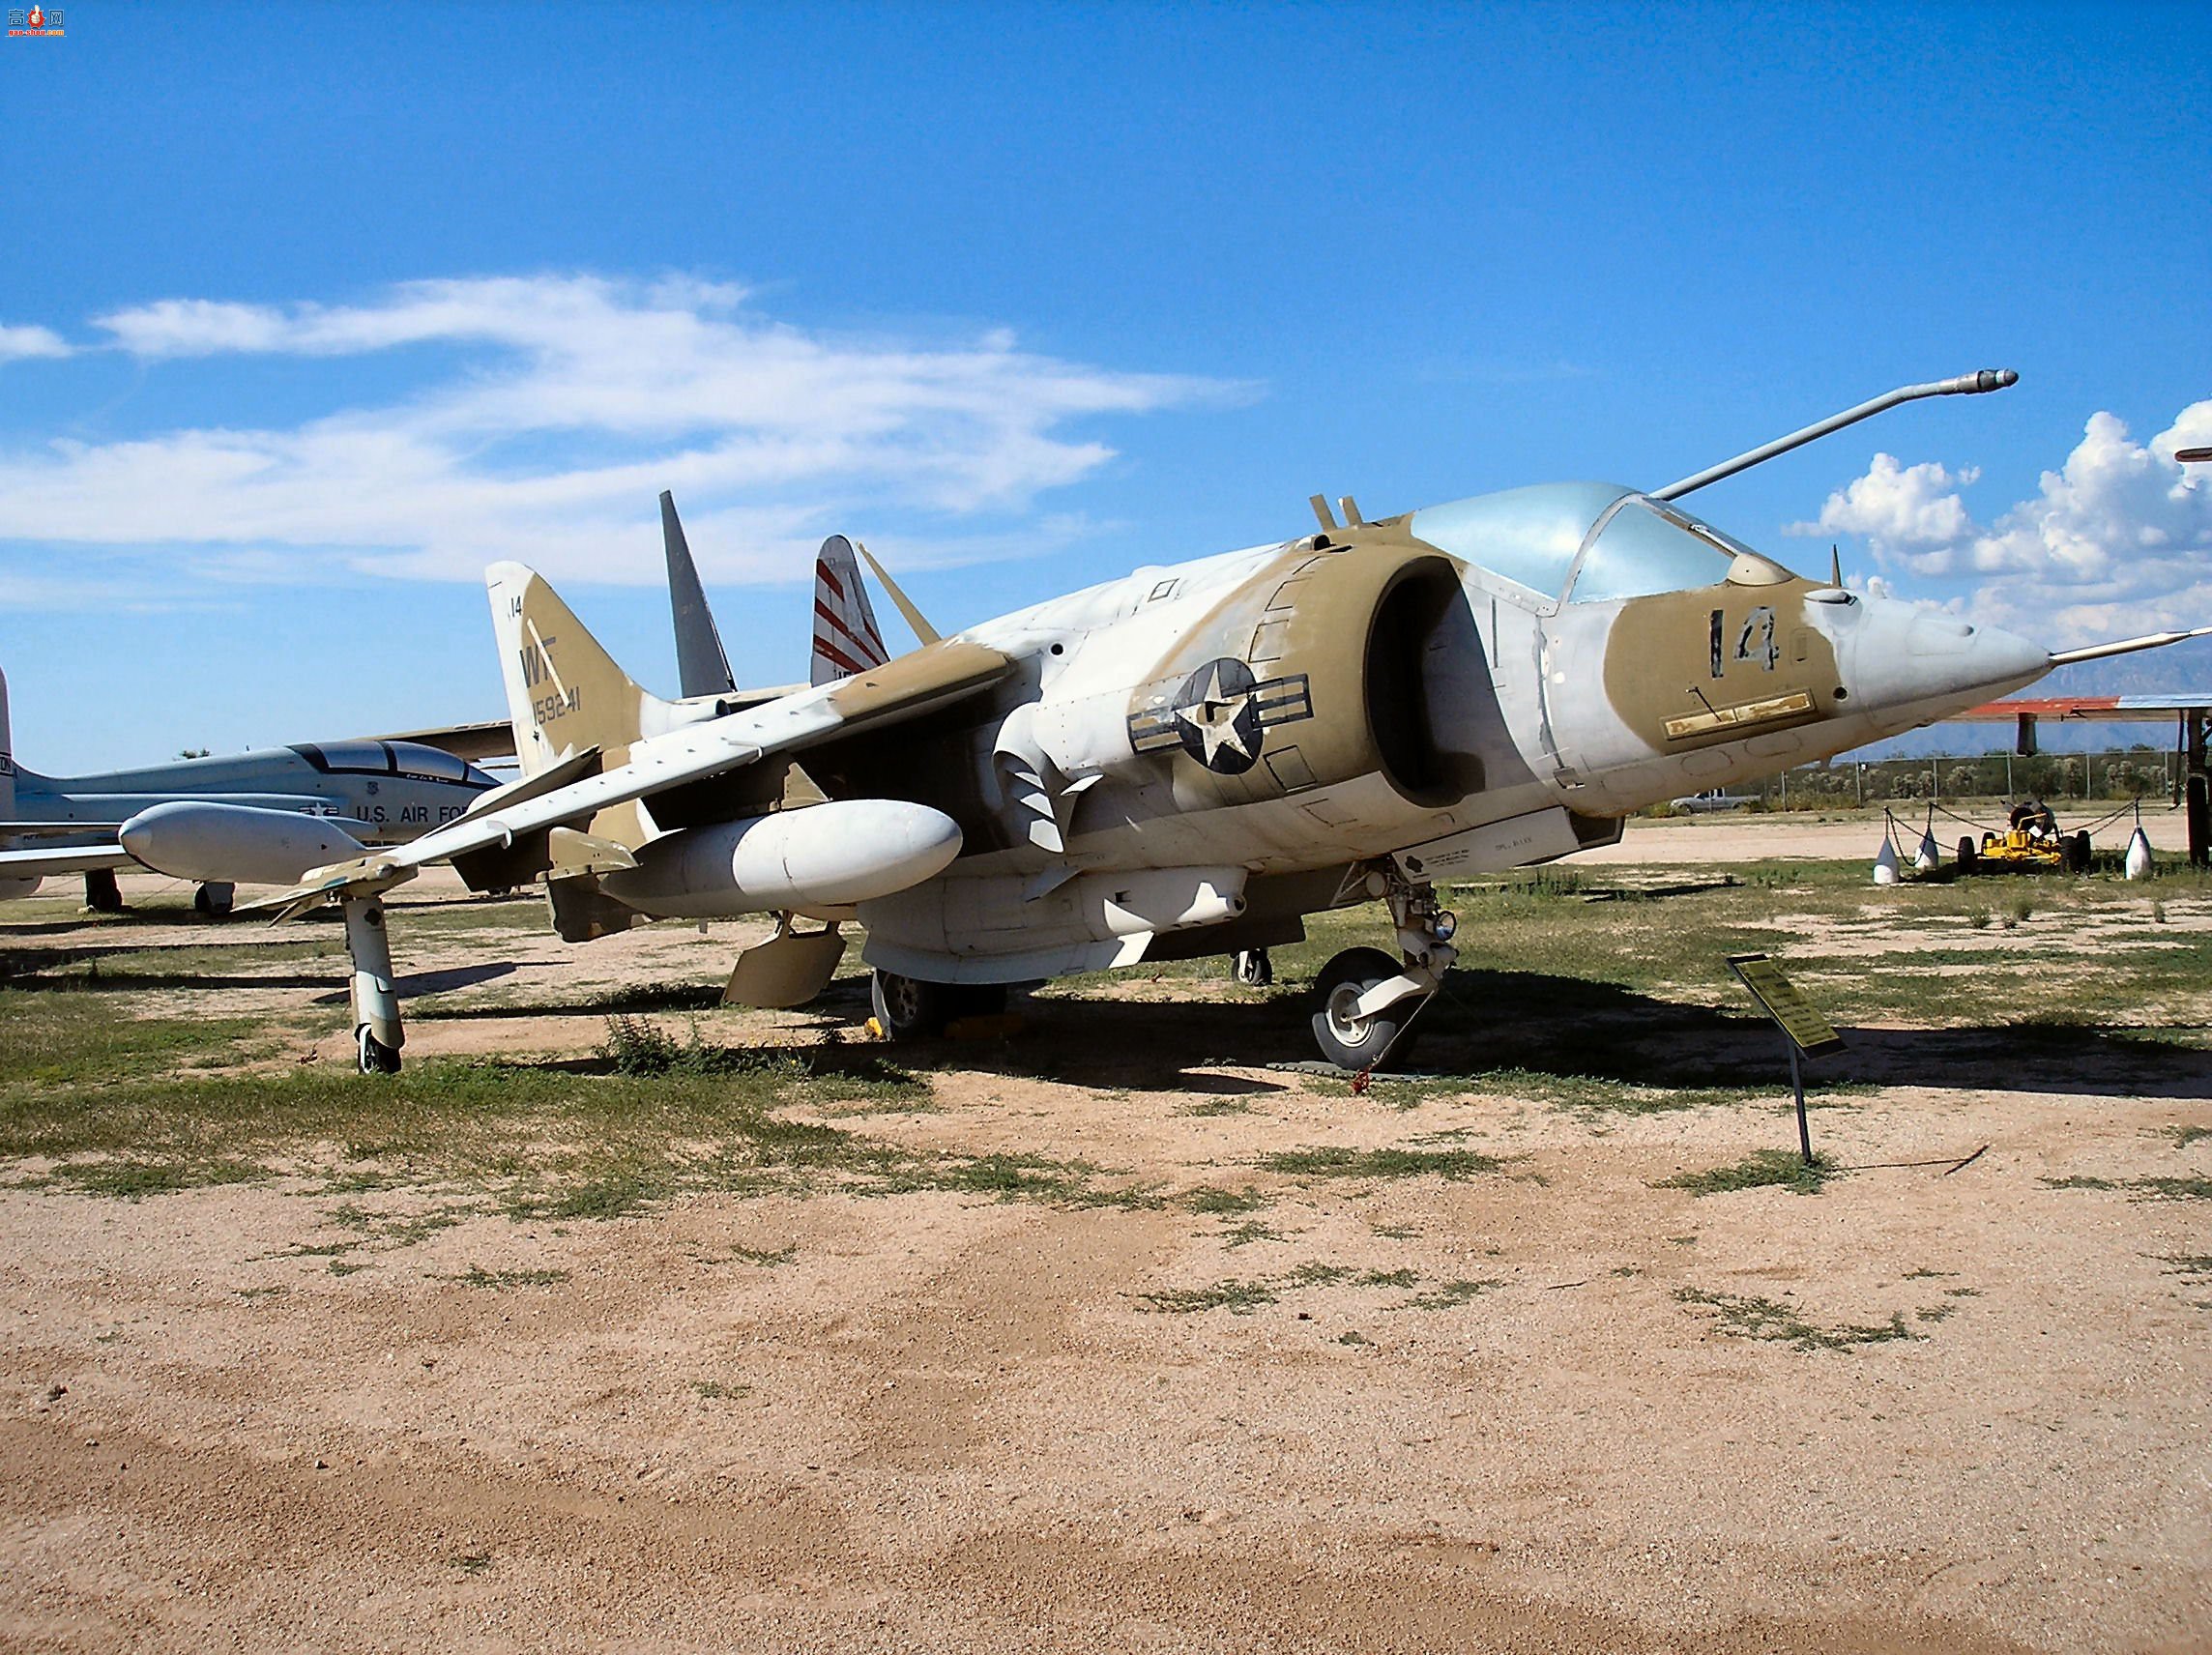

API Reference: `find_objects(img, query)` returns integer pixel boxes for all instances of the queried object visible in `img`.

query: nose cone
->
[1839,598,2051,732]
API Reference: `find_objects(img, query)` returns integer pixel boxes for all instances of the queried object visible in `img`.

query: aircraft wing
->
[361,718,518,764]
[1955,694,2212,722]
[260,639,1012,913]
[0,821,129,839]
[0,840,132,878]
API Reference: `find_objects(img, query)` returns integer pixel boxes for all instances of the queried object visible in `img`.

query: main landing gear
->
[868,971,1007,1041]
[1311,868,1457,1072]
[193,882,236,919]
[343,895,404,1074]
[1233,948,1273,987]
[83,869,124,914]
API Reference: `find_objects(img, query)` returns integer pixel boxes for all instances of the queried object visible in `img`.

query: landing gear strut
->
[343,895,404,1074]
[1310,867,1457,1072]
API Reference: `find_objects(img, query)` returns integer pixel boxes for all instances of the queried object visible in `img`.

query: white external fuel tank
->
[119,801,371,886]
[602,798,963,919]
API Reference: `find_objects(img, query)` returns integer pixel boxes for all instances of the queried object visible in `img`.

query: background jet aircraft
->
[0,492,791,920]
[264,368,2206,1075]
[0,666,505,915]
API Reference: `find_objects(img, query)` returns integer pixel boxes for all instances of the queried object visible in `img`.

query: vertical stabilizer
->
[0,668,15,821]
[811,535,891,684]
[485,563,670,782]
[659,491,738,698]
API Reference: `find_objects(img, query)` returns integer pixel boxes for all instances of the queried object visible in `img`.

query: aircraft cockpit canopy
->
[1409,483,1798,605]
[290,740,498,789]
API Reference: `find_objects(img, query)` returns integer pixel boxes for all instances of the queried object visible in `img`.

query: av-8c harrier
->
[264,370,2204,1073]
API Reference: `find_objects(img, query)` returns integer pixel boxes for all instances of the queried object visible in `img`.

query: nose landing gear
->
[1311,868,1457,1073]
[343,896,404,1074]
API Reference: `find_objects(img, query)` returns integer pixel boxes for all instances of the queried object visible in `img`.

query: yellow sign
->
[1727,954,1844,1057]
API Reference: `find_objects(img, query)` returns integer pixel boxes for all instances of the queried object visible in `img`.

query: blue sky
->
[2,1,2207,769]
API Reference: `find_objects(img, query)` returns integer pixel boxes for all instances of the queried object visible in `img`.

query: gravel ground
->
[2,823,2207,1654]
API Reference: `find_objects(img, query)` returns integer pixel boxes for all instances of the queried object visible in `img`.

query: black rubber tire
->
[1234,948,1274,987]
[1311,945,1419,1073]
[357,1026,402,1075]
[193,883,236,919]
[1957,837,1977,871]
[871,971,953,1040]
[2068,830,2092,873]
[83,869,124,914]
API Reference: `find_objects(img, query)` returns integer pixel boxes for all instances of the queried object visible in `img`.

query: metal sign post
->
[1727,954,1846,1166]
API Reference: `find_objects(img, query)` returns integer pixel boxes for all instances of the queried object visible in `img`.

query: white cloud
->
[1800,402,2212,646]
[1791,453,1979,559]
[1,275,1239,596]
[0,323,70,363]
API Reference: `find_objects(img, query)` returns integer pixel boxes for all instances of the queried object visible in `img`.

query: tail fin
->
[0,667,15,821]
[811,536,890,685]
[659,491,737,699]
[486,562,670,780]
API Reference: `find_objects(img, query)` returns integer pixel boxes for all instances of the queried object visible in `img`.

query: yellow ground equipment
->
[1957,803,2091,873]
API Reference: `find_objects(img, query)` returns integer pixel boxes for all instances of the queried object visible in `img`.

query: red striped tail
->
[811,535,890,684]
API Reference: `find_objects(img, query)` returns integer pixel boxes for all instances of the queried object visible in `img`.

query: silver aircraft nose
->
[1834,595,2051,733]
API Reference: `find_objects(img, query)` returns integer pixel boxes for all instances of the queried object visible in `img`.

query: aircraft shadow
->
[963,971,2212,1102]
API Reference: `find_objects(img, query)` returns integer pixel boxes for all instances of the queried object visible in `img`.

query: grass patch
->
[1184,1185,1269,1216]
[2161,1124,2211,1148]
[1258,1145,1505,1181]
[1674,1287,1919,1351]
[449,1265,568,1291]
[1219,1220,1286,1248]
[691,1379,752,1400]
[2045,1174,2212,1201]
[1659,1150,1834,1197]
[725,1245,796,1267]
[1398,1277,1501,1310]
[508,1173,663,1222]
[2159,1254,2212,1282]
[1138,1278,1282,1316]
[47,1156,265,1199]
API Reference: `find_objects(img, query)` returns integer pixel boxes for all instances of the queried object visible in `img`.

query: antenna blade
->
[858,544,942,646]
[1830,544,1842,587]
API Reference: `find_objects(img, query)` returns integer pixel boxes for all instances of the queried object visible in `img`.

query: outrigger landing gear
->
[1233,948,1273,987]
[343,895,404,1074]
[1311,867,1457,1072]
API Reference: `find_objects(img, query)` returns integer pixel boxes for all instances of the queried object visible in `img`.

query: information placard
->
[1727,954,1845,1058]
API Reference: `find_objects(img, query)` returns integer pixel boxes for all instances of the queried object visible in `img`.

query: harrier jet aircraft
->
[262,369,2205,1074]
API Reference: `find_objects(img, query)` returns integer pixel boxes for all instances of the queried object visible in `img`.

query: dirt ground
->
[3,817,2209,1654]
